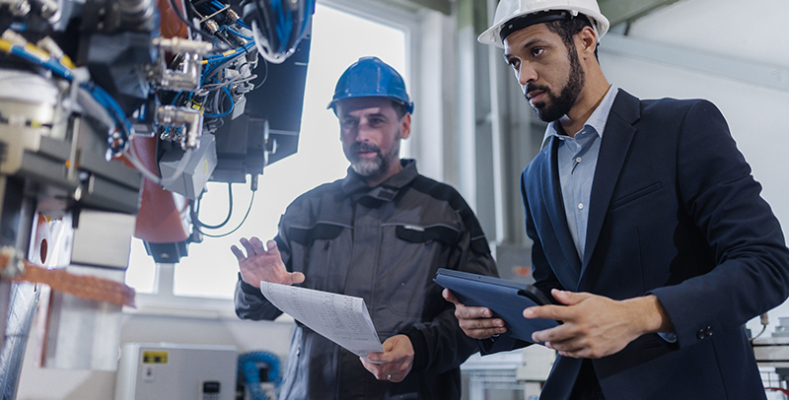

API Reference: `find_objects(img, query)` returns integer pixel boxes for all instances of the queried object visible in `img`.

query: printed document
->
[259,282,384,358]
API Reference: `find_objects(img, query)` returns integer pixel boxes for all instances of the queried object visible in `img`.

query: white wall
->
[598,0,789,335]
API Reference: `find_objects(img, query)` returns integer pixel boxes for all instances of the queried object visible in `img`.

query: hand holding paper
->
[361,334,414,382]
[259,281,384,358]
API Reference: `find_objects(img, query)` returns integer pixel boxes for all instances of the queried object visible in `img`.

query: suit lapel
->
[542,137,582,280]
[579,90,640,285]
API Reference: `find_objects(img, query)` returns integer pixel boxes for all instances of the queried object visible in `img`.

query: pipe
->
[156,105,204,149]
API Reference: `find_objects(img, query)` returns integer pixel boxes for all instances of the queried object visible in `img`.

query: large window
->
[125,3,409,303]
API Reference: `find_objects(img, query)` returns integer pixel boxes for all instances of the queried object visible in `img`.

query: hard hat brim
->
[327,95,414,115]
[478,5,610,48]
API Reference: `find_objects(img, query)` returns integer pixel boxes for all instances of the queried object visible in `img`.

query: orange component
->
[129,136,191,243]
[13,263,136,307]
[127,0,191,244]
[158,0,189,39]
[0,252,136,307]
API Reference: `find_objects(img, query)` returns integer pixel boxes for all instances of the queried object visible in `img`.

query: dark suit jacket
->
[487,89,789,400]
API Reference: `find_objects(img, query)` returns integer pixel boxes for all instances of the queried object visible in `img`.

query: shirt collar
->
[341,159,419,201]
[541,85,619,147]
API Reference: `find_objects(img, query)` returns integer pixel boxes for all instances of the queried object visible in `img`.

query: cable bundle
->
[237,350,282,400]
[245,0,314,64]
[0,33,132,157]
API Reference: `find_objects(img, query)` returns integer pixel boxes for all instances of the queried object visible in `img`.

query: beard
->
[346,135,401,177]
[526,44,585,123]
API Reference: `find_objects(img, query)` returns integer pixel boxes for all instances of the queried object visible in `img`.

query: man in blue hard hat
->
[231,56,499,400]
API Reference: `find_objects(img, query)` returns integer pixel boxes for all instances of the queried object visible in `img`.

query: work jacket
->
[235,159,499,400]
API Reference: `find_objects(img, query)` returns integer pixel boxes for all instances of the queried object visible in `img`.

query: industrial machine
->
[115,343,238,400]
[0,0,313,397]
[753,317,789,398]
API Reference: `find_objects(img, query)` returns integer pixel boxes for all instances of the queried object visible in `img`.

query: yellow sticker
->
[142,351,168,364]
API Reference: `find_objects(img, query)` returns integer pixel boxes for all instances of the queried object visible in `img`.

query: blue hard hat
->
[327,56,414,114]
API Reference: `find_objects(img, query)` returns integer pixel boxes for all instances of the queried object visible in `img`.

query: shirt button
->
[576,157,582,163]
[578,203,584,210]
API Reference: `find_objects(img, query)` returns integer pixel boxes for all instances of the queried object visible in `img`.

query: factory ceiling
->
[375,0,682,25]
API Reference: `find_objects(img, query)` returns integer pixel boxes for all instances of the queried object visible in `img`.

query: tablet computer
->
[434,268,560,344]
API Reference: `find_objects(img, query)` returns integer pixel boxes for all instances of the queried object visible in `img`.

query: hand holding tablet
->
[434,268,560,344]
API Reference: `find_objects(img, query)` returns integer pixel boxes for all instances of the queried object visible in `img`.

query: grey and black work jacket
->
[235,159,498,400]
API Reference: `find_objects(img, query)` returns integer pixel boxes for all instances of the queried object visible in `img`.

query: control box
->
[115,343,238,400]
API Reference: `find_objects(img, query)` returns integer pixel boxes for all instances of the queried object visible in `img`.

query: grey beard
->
[351,156,387,176]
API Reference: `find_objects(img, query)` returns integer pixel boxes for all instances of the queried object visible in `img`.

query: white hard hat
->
[478,0,610,48]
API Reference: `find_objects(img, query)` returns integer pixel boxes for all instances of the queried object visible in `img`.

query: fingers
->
[443,289,493,320]
[444,289,507,339]
[239,236,267,256]
[531,323,573,344]
[287,272,306,285]
[551,338,590,358]
[524,304,562,320]
[361,335,414,382]
[541,332,596,359]
[366,351,392,364]
[442,289,458,304]
[458,322,507,340]
[360,357,406,382]
[551,289,587,306]
[455,306,507,339]
[250,237,266,254]
[524,291,591,322]
[359,357,407,382]
[235,237,276,260]
[454,302,493,320]
[230,245,245,261]
[239,237,256,256]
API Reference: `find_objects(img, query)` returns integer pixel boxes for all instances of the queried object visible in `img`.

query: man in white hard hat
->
[444,0,789,399]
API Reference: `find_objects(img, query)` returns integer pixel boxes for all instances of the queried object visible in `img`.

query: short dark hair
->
[544,16,599,60]
[391,100,408,119]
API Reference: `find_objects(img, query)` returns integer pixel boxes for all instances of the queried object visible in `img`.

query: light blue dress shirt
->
[540,86,677,343]
[542,85,618,260]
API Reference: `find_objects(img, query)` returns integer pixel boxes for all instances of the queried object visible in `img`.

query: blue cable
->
[204,86,234,117]
[269,0,285,53]
[237,351,282,400]
[297,0,314,39]
[7,46,74,81]
[225,26,253,41]
[6,43,132,153]
[201,41,256,85]
[87,84,132,151]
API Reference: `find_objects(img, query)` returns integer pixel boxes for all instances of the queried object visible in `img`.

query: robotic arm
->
[0,0,313,394]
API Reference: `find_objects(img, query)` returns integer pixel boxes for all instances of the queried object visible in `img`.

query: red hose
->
[766,387,789,397]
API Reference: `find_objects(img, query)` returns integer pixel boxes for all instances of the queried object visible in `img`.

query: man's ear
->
[400,113,412,140]
[577,25,598,59]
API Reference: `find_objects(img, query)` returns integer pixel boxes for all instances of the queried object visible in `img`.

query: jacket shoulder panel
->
[409,176,490,254]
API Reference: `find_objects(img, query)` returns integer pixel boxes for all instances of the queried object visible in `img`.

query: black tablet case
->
[434,268,559,344]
